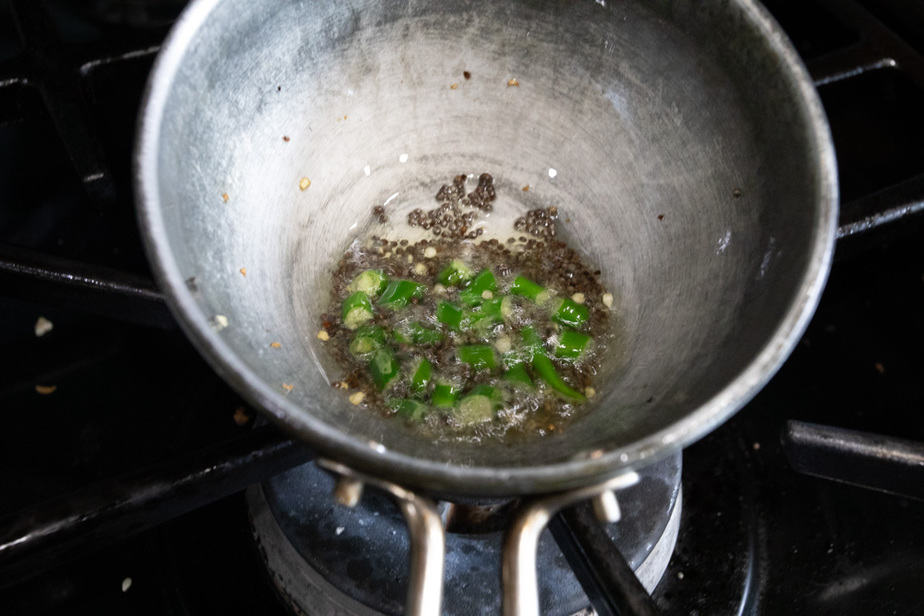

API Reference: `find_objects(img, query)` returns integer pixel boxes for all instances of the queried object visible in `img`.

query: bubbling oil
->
[320,175,617,442]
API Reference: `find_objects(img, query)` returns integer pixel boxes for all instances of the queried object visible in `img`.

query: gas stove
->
[0,1,922,614]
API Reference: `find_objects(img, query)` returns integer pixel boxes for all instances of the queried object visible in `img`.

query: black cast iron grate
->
[0,1,922,615]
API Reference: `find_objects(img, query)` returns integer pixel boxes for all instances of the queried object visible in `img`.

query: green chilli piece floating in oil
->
[322,173,616,438]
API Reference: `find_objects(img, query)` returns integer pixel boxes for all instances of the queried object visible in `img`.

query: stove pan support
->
[317,459,446,616]
[502,473,642,616]
[783,420,924,501]
[318,460,655,616]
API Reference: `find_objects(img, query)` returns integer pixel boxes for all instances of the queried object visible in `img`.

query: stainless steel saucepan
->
[136,0,837,613]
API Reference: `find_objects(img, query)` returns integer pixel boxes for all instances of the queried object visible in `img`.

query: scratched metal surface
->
[135,0,836,495]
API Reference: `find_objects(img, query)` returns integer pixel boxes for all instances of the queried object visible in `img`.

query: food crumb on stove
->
[212,314,229,331]
[601,293,614,308]
[423,246,437,258]
[657,214,664,220]
[121,577,132,593]
[232,407,251,426]
[349,391,365,405]
[733,187,742,198]
[270,341,281,348]
[239,267,247,277]
[677,571,685,580]
[339,381,349,390]
[874,362,885,374]
[35,384,57,395]
[299,177,311,191]
[34,316,53,337]
[522,185,530,191]
[335,526,345,535]
[281,383,294,393]
[481,290,493,300]
[282,135,290,142]
[221,192,229,203]
[343,115,348,120]
[589,449,604,459]
[450,82,459,90]
[547,424,556,432]
[413,263,428,275]
[507,77,520,87]
[571,292,585,304]
[463,70,471,80]
[585,386,596,398]
[752,442,761,450]
[317,329,330,341]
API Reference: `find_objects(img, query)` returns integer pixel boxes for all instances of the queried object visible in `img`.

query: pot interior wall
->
[151,0,825,474]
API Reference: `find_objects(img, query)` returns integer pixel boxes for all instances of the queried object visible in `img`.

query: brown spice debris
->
[270,342,281,348]
[522,185,530,192]
[874,362,886,374]
[35,384,57,395]
[507,78,519,87]
[239,267,247,277]
[282,135,290,142]
[463,70,471,80]
[221,192,229,203]
[281,383,294,393]
[232,407,251,426]
[449,83,459,90]
[657,214,664,220]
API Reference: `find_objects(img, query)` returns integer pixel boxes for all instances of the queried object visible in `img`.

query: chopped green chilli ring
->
[369,348,400,390]
[410,357,432,394]
[431,381,460,408]
[348,269,388,297]
[349,325,386,357]
[437,301,464,330]
[322,171,615,440]
[437,259,474,286]
[552,297,589,328]
[390,398,428,421]
[504,363,533,387]
[457,344,496,370]
[555,330,591,359]
[378,279,426,309]
[459,269,497,306]
[342,292,373,330]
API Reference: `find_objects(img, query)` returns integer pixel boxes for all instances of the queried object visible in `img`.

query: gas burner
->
[248,454,681,615]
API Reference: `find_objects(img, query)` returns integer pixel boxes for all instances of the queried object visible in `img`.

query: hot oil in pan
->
[320,173,618,441]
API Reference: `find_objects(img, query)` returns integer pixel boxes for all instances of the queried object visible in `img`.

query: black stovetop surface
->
[0,1,922,614]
